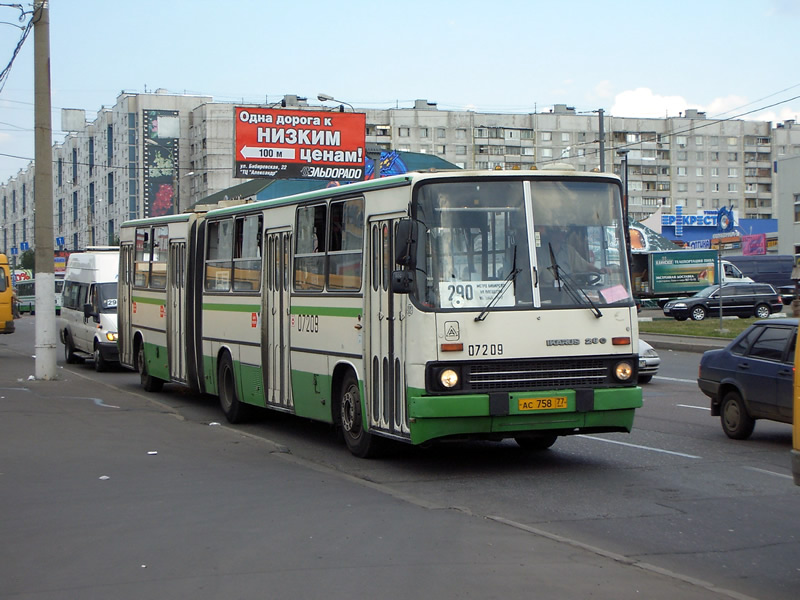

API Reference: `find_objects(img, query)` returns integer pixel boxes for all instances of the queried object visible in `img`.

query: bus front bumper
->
[407,387,643,445]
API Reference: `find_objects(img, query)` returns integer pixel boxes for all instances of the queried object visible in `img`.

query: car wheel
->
[64,332,81,364]
[93,344,107,372]
[720,390,755,440]
[690,306,707,321]
[515,434,558,450]
[754,303,771,319]
[638,374,653,384]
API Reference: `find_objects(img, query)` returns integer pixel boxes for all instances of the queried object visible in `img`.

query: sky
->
[1,0,799,182]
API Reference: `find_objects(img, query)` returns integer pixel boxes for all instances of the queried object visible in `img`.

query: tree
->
[19,249,35,272]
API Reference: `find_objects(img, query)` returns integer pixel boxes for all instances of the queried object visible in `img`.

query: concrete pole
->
[33,1,58,379]
[598,109,605,172]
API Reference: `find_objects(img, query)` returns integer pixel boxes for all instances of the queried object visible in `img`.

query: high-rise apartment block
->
[2,91,799,255]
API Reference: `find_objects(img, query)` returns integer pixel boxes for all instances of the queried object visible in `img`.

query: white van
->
[58,247,120,371]
[721,260,754,284]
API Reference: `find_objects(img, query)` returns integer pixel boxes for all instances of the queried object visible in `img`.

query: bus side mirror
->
[395,219,417,269]
[391,270,415,294]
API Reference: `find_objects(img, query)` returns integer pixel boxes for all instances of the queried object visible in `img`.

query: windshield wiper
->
[547,243,603,319]
[475,246,520,322]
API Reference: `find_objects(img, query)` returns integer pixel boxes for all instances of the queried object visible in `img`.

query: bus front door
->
[167,241,187,383]
[367,218,408,439]
[263,229,293,411]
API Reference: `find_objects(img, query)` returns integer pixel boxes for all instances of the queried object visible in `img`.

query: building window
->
[541,132,552,142]
[696,152,705,161]
[456,128,467,139]
[677,151,687,161]
[419,127,428,138]
[727,137,737,147]
[712,183,720,192]
[728,152,738,161]
[728,183,737,192]
[561,132,570,142]
[695,136,704,146]
[540,148,553,158]
[711,167,719,177]
[398,127,410,137]
[107,172,114,204]
[626,133,640,143]
[437,128,446,139]
[728,168,738,177]
[696,183,705,193]
[89,137,94,176]
[677,167,687,176]
[696,167,704,177]
[456,145,467,155]
[675,135,687,147]
[72,191,78,224]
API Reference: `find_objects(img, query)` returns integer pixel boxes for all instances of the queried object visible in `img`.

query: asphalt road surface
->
[2,315,798,600]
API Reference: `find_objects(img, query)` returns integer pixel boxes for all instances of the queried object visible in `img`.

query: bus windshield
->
[411,178,632,311]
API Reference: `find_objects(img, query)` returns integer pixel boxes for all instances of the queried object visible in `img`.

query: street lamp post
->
[317,93,355,112]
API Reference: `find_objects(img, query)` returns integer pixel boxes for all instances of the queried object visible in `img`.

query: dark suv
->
[662,283,782,321]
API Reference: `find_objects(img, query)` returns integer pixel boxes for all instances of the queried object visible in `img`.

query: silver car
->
[638,340,660,384]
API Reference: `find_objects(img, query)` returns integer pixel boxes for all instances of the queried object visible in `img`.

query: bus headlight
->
[614,361,634,382]
[439,369,460,389]
[106,332,118,342]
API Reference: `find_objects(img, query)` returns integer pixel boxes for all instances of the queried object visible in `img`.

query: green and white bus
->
[15,276,64,315]
[118,169,643,456]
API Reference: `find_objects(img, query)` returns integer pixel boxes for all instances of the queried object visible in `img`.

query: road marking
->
[677,403,711,411]
[742,466,793,480]
[577,435,701,459]
[656,376,697,384]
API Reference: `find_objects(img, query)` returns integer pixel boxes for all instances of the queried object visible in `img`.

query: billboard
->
[143,110,180,217]
[234,107,366,181]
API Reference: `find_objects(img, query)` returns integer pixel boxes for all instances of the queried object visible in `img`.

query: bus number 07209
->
[468,344,503,357]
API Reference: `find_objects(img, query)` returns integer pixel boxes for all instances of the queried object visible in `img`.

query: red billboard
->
[234,107,366,181]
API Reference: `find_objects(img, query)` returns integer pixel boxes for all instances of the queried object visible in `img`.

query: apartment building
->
[2,92,799,255]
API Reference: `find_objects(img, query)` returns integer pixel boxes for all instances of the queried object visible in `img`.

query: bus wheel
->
[64,332,81,364]
[339,372,378,458]
[514,434,558,451]
[137,342,163,393]
[218,354,250,424]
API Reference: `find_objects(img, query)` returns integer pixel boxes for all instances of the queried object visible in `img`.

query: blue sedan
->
[697,318,796,439]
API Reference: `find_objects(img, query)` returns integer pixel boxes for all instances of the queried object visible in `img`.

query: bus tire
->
[218,353,251,424]
[338,371,378,458]
[64,331,81,364]
[514,434,558,451]
[137,342,163,393]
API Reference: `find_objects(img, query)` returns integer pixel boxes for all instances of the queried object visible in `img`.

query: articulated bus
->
[118,169,643,457]
[0,253,14,334]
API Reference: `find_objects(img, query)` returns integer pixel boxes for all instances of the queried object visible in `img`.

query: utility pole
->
[597,109,605,172]
[33,1,57,379]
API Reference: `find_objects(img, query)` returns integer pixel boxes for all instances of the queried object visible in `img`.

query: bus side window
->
[205,219,233,292]
[233,214,263,292]
[328,198,363,291]
[294,204,326,291]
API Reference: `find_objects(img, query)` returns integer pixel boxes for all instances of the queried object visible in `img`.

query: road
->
[2,316,798,600]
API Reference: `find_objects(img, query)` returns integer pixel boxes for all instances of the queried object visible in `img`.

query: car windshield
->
[409,178,633,312]
[95,282,118,313]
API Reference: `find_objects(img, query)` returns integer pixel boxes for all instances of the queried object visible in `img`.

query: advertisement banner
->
[742,233,767,255]
[143,110,180,217]
[234,107,366,181]
[651,251,716,294]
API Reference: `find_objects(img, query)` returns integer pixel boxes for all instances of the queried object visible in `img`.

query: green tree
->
[19,249,35,272]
